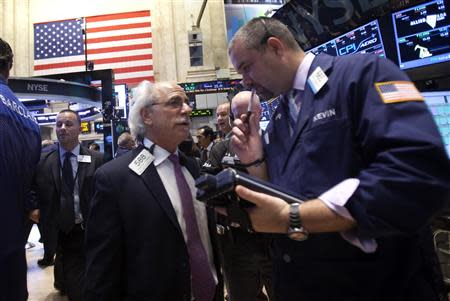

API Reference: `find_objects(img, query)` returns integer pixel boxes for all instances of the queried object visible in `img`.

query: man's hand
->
[231,110,263,166]
[235,185,290,233]
[235,185,357,234]
[29,209,40,223]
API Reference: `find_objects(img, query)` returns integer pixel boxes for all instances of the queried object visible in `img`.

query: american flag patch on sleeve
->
[374,81,424,104]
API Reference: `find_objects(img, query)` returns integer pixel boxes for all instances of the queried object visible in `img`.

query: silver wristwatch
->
[287,203,309,241]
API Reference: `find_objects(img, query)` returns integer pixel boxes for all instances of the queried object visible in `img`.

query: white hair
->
[128,80,157,141]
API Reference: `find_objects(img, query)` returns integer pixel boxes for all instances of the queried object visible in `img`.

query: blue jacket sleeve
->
[342,56,450,238]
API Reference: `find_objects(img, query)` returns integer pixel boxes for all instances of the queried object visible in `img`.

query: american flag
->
[375,81,424,104]
[33,10,154,86]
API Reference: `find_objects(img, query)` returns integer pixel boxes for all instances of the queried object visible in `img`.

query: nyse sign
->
[27,83,49,92]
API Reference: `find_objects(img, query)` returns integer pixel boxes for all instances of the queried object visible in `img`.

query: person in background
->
[178,134,202,168]
[85,81,223,301]
[216,102,233,138]
[30,109,103,301]
[41,139,56,152]
[0,37,41,301]
[196,125,215,164]
[88,142,100,152]
[114,131,137,158]
[229,17,450,301]
[205,91,275,301]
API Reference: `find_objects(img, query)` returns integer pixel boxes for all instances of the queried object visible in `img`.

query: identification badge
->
[307,67,328,94]
[129,149,154,176]
[77,155,91,163]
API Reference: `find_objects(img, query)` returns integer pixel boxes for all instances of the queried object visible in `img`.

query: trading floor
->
[26,225,67,301]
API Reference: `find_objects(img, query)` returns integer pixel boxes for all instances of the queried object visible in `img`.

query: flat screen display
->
[114,84,128,119]
[81,121,91,134]
[422,90,450,156]
[308,20,386,58]
[392,0,450,70]
[94,121,104,134]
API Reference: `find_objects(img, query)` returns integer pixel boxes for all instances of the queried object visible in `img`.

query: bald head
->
[231,91,261,119]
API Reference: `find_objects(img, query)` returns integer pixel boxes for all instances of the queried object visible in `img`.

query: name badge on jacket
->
[77,155,92,163]
[129,149,154,175]
[307,67,328,94]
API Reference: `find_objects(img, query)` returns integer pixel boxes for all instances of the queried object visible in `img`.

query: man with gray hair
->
[85,81,223,301]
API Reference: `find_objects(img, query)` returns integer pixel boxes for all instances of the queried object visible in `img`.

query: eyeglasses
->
[151,96,192,109]
[259,18,274,45]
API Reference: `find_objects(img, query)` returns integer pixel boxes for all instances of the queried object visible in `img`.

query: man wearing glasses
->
[85,81,223,301]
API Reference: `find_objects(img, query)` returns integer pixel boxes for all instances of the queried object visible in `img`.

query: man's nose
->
[240,78,253,89]
[181,102,192,113]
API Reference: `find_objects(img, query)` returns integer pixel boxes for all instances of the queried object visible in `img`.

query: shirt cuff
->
[318,178,378,253]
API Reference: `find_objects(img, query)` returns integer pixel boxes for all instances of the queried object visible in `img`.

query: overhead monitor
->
[114,84,128,119]
[94,121,104,134]
[422,90,450,157]
[80,121,91,134]
[392,0,450,70]
[308,20,386,58]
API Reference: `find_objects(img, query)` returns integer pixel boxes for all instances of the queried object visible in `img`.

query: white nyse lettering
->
[27,83,48,92]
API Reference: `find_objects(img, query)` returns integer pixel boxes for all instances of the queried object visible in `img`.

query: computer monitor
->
[114,84,128,119]
[392,0,450,70]
[80,121,91,134]
[422,90,450,156]
[308,20,386,58]
[94,121,104,134]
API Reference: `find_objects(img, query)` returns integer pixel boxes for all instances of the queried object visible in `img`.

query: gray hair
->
[228,17,301,54]
[128,80,158,141]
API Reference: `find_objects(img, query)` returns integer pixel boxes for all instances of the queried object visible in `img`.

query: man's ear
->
[141,107,153,126]
[266,36,285,56]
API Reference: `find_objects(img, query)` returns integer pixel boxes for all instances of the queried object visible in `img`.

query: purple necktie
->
[168,154,216,301]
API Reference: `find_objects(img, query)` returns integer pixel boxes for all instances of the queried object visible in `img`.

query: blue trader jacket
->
[264,53,450,301]
[0,75,41,300]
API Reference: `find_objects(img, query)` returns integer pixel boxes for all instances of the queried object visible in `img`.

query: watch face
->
[288,228,308,241]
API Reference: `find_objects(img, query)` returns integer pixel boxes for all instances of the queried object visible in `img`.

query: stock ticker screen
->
[422,90,450,157]
[307,20,386,58]
[392,0,450,70]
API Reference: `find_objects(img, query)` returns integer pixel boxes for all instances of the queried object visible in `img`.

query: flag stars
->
[34,19,84,60]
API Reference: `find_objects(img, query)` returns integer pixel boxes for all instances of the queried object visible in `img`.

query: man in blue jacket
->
[229,17,450,301]
[0,38,41,301]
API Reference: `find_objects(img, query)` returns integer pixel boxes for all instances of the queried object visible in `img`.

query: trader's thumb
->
[235,185,265,207]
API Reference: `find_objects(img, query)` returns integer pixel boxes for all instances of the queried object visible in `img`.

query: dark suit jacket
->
[85,145,223,301]
[32,144,103,250]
